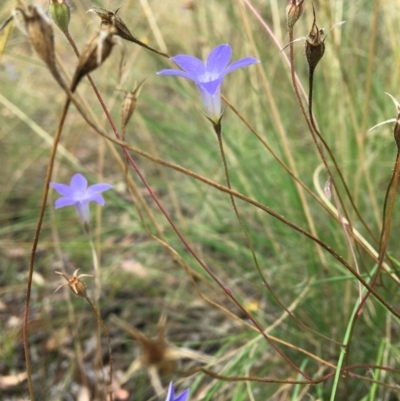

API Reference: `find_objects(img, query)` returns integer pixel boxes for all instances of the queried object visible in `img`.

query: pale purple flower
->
[165,382,189,401]
[157,44,259,123]
[50,173,112,224]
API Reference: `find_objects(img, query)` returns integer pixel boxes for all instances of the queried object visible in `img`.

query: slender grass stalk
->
[329,265,376,401]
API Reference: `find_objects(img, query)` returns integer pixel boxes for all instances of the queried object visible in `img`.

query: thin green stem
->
[329,265,376,401]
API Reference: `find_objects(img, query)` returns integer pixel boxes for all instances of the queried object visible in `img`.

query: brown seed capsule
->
[87,6,169,58]
[120,80,145,133]
[305,4,326,73]
[70,25,117,92]
[393,108,400,152]
[13,4,65,88]
[286,0,305,30]
[55,269,93,297]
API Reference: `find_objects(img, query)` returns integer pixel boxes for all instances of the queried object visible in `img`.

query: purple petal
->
[86,194,105,206]
[171,55,206,77]
[75,202,90,223]
[50,182,74,197]
[86,183,113,197]
[197,84,221,122]
[70,173,88,194]
[197,77,223,95]
[165,382,175,401]
[222,57,259,76]
[157,69,195,80]
[174,389,189,401]
[206,44,232,77]
[55,198,77,209]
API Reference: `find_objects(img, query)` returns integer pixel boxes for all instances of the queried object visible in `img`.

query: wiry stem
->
[24,97,71,401]
[62,29,312,379]
[85,296,114,401]
[214,123,310,378]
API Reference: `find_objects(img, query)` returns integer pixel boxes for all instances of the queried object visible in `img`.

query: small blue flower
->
[50,173,112,224]
[165,382,189,401]
[157,44,259,123]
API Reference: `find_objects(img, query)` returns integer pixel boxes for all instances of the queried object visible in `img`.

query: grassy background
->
[1,0,400,400]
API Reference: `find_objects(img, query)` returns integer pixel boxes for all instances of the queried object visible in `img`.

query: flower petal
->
[174,389,189,401]
[222,57,259,76]
[165,382,175,401]
[170,55,206,77]
[70,173,88,196]
[197,77,223,95]
[157,69,195,80]
[206,44,232,77]
[50,182,74,197]
[55,197,77,209]
[197,84,221,122]
[75,201,90,223]
[86,194,105,206]
[86,183,113,197]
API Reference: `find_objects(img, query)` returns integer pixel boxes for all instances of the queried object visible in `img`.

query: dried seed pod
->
[286,0,305,30]
[70,25,117,92]
[87,6,169,58]
[13,4,65,88]
[390,98,400,152]
[120,80,145,133]
[305,4,326,73]
[55,269,93,297]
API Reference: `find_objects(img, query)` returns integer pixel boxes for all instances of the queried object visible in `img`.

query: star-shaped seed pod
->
[305,4,326,74]
[110,314,211,396]
[87,6,168,58]
[55,269,93,297]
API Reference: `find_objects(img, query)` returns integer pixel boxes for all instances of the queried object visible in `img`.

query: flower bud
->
[48,0,70,33]
[286,0,305,30]
[305,5,325,73]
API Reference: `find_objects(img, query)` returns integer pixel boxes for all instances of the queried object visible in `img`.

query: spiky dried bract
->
[13,4,65,87]
[286,0,305,30]
[87,6,169,58]
[305,5,325,72]
[121,92,137,131]
[55,269,93,297]
[120,80,145,131]
[48,0,70,33]
[70,25,117,92]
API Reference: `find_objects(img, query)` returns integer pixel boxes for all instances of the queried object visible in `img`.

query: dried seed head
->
[13,5,59,77]
[70,25,117,92]
[87,6,169,58]
[120,80,145,131]
[55,269,93,297]
[48,0,71,33]
[305,4,325,73]
[286,0,305,30]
